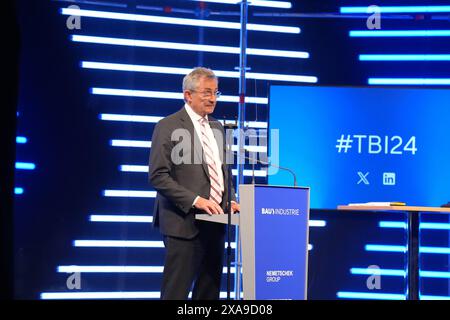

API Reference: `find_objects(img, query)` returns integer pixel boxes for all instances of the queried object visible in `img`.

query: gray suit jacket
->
[149,107,236,239]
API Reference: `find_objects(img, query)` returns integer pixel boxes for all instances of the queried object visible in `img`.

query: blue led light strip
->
[420,295,450,300]
[81,61,317,83]
[369,78,450,85]
[109,139,267,153]
[92,87,268,104]
[88,214,325,228]
[351,268,450,279]
[366,244,450,254]
[90,215,153,223]
[227,169,267,176]
[41,291,161,299]
[73,240,164,248]
[337,292,406,300]
[360,54,450,61]
[15,187,24,195]
[72,35,309,59]
[341,6,450,14]
[61,8,300,33]
[350,30,450,37]
[15,162,36,170]
[379,221,407,229]
[118,165,267,177]
[221,120,267,129]
[41,291,242,299]
[190,0,292,9]
[420,223,450,230]
[73,240,237,249]
[102,190,156,198]
[365,244,406,253]
[57,265,236,273]
[351,268,406,277]
[16,136,27,144]
[420,271,450,279]
[100,114,162,123]
[70,240,309,251]
[110,139,151,148]
[118,165,149,172]
[54,0,127,8]
[420,247,450,254]
[380,221,450,230]
[309,220,326,227]
[100,113,268,128]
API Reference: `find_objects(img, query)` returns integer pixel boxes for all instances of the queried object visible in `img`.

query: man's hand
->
[231,201,240,214]
[194,197,224,215]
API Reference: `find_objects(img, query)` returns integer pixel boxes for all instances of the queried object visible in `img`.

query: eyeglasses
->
[191,90,222,99]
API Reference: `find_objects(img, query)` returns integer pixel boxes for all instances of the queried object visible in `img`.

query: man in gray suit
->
[149,67,240,300]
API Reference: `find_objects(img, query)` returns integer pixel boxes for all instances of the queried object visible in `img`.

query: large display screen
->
[268,85,450,209]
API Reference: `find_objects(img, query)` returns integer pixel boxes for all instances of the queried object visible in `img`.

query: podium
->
[197,184,310,300]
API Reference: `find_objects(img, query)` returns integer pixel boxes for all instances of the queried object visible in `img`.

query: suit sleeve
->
[149,121,197,215]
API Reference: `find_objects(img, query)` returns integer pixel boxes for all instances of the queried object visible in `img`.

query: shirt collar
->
[184,103,208,123]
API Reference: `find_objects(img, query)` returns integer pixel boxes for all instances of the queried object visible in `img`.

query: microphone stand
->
[223,118,238,300]
[251,160,255,185]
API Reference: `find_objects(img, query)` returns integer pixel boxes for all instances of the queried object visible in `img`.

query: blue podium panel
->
[254,186,310,299]
[239,185,310,300]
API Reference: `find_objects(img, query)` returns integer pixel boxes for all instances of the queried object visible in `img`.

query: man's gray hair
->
[182,67,218,92]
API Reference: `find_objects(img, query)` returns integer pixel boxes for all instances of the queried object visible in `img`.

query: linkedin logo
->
[383,172,396,186]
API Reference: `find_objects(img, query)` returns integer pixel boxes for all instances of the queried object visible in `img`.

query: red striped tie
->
[199,117,223,206]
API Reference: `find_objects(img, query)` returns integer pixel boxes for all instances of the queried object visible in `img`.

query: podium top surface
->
[338,205,450,213]
[195,213,240,225]
[239,184,310,190]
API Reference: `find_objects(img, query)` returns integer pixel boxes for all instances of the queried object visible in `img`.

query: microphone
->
[220,116,298,186]
[233,151,298,187]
